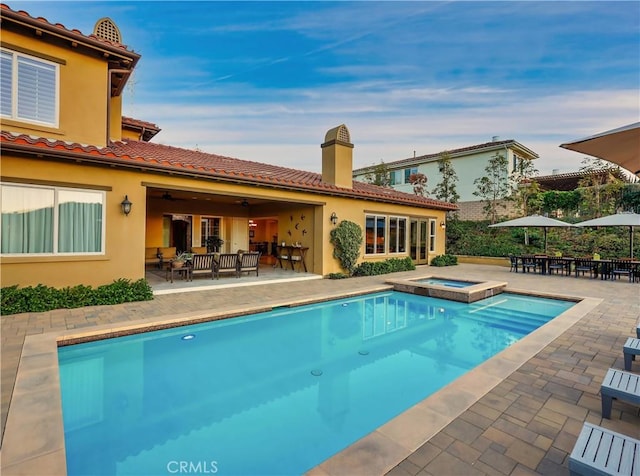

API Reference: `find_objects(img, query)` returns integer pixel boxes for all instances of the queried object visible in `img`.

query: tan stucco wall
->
[1,29,118,147]
[2,153,449,286]
[1,155,146,287]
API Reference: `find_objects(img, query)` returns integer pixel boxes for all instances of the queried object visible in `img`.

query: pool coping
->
[0,284,601,476]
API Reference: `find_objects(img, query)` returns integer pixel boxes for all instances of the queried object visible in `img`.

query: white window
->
[0,49,59,127]
[365,215,386,255]
[1,183,104,255]
[429,219,436,253]
[388,216,407,253]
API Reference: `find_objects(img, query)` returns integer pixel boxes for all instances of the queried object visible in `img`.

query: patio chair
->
[213,253,240,279]
[547,257,570,276]
[190,253,216,279]
[508,255,519,272]
[237,251,261,277]
[521,255,540,273]
[574,258,596,279]
[611,259,634,282]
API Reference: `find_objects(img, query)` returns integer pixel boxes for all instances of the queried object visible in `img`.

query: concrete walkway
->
[1,264,639,475]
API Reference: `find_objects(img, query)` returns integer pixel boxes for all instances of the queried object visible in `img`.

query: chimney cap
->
[324,124,351,144]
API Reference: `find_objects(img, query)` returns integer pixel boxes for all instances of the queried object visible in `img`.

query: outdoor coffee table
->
[165,263,192,283]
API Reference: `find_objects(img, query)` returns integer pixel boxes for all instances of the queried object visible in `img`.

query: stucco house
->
[353,138,539,220]
[0,4,456,289]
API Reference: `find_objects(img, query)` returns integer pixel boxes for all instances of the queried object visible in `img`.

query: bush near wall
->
[430,254,458,267]
[1,278,153,316]
[351,257,416,277]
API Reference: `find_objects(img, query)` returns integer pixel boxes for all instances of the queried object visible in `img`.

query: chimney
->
[321,124,354,189]
[492,136,500,142]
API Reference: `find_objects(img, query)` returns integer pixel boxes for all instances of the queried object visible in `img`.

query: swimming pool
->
[58,290,574,475]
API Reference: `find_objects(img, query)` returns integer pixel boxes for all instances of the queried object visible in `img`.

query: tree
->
[578,158,626,217]
[510,156,539,216]
[364,160,391,188]
[473,152,510,224]
[431,153,460,205]
[409,172,428,196]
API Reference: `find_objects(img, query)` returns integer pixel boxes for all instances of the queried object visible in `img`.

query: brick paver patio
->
[1,263,639,475]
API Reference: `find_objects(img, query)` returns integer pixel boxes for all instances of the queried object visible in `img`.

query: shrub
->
[327,272,348,279]
[330,220,363,275]
[352,257,416,276]
[1,279,153,316]
[430,254,458,267]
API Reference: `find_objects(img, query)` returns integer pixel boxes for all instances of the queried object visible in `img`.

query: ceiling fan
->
[234,198,250,207]
[160,191,186,201]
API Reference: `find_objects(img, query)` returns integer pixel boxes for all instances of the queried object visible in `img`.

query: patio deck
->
[1,263,639,475]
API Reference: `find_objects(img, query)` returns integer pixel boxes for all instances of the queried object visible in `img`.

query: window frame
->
[388,215,408,254]
[1,48,60,128]
[200,216,222,248]
[365,214,387,255]
[428,219,437,253]
[1,182,105,256]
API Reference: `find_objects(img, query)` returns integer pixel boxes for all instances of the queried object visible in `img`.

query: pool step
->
[462,308,549,334]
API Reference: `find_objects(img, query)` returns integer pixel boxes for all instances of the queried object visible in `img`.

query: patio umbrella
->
[560,122,640,176]
[488,215,574,252]
[575,212,640,258]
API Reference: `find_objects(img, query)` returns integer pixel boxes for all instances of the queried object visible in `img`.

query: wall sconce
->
[440,221,446,230]
[121,195,132,216]
[330,212,338,225]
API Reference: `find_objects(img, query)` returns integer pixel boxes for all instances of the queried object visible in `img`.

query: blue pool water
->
[58,291,574,475]
[417,278,478,288]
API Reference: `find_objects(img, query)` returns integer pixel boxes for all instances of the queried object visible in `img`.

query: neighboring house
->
[0,4,456,288]
[353,138,539,220]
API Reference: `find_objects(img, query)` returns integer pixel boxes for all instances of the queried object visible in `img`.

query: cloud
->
[126,85,637,176]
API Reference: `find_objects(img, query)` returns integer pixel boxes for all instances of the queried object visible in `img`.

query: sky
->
[12,1,640,175]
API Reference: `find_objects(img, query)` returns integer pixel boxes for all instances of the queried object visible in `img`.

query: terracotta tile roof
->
[122,117,160,131]
[121,117,161,141]
[0,131,457,211]
[353,139,538,174]
[0,3,136,54]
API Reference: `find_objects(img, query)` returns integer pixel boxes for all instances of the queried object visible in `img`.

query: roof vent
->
[93,18,122,44]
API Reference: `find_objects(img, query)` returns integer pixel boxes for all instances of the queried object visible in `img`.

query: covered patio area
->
[146,262,322,295]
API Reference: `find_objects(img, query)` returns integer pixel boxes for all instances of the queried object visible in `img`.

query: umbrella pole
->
[544,227,548,253]
[630,226,634,259]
